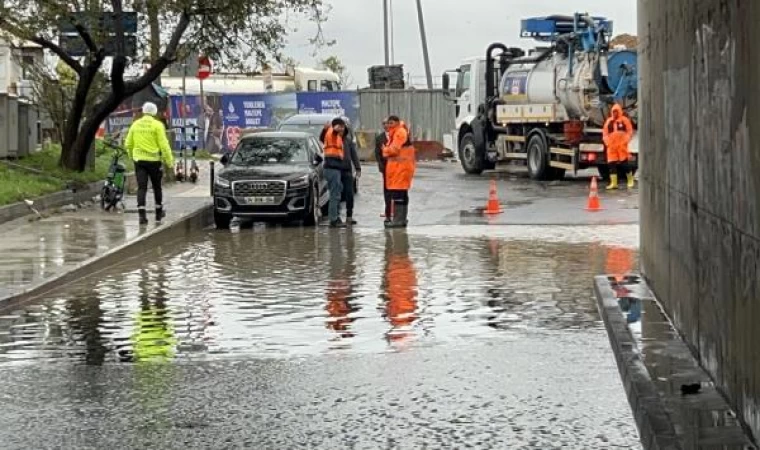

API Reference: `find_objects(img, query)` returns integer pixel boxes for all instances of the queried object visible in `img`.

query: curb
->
[0,203,213,310]
[594,275,681,450]
[0,181,104,226]
[595,276,758,450]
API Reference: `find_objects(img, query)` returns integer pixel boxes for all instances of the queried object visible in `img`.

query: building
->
[0,35,43,158]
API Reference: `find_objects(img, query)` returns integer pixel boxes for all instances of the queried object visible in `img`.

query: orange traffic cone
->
[586,176,603,211]
[484,180,503,214]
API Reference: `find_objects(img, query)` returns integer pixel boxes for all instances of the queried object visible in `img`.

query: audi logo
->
[251,182,268,190]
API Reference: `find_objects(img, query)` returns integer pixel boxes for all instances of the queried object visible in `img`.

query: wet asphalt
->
[0,163,642,449]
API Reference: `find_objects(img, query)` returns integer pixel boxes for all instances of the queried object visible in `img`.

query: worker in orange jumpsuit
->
[605,246,640,323]
[602,104,635,190]
[382,116,416,228]
[383,231,418,345]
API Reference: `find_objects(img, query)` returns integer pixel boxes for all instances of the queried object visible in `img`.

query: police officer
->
[125,102,175,225]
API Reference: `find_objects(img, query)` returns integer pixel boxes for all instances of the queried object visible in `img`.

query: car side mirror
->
[220,153,230,166]
[442,73,450,92]
[312,153,323,166]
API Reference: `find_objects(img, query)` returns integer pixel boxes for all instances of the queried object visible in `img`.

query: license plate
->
[243,196,275,205]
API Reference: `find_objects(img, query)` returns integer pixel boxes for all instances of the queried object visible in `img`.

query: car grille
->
[232,180,287,198]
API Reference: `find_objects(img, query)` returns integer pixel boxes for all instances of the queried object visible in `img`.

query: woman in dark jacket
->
[340,124,361,224]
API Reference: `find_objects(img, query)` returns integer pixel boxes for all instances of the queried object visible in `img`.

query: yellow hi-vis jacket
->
[125,115,174,167]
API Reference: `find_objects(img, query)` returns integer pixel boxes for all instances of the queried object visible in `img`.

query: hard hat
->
[142,102,158,116]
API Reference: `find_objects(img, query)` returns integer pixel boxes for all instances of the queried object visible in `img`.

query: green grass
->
[0,143,135,207]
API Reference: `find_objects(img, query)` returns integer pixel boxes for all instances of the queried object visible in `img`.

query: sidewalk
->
[0,172,212,302]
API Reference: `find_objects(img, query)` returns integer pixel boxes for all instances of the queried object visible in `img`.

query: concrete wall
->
[639,0,760,439]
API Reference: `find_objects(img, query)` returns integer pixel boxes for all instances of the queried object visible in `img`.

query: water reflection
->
[325,232,359,339]
[382,231,419,347]
[0,227,642,362]
[129,266,176,363]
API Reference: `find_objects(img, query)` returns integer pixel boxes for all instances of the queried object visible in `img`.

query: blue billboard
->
[296,92,359,128]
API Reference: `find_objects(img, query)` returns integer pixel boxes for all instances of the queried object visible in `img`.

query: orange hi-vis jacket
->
[323,127,344,160]
[602,104,634,163]
[382,122,416,190]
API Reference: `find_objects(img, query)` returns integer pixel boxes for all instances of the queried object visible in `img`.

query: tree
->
[318,55,353,89]
[0,0,327,171]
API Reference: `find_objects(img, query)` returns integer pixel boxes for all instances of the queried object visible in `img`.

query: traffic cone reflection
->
[586,176,603,211]
[484,180,503,215]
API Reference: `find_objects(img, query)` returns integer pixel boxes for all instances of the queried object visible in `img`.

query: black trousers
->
[135,161,163,209]
[340,170,355,217]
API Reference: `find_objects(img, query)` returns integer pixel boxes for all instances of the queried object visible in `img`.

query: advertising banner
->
[168,94,225,153]
[220,93,297,151]
[296,91,359,128]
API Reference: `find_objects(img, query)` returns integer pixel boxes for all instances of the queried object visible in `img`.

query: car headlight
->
[289,175,309,189]
[215,176,231,189]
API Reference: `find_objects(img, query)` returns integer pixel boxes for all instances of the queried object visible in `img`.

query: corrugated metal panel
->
[357,89,454,142]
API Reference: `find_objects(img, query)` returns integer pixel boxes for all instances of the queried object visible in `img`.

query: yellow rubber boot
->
[626,172,635,189]
[606,174,619,190]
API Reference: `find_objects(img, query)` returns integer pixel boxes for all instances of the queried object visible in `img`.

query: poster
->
[169,94,225,152]
[220,93,298,151]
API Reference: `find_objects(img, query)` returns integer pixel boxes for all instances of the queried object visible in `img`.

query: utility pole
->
[383,0,390,66]
[415,0,433,89]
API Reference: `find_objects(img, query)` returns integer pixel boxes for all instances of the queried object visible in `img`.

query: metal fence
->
[357,89,454,142]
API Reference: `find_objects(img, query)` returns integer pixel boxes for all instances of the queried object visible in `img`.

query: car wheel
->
[303,185,320,226]
[214,210,232,230]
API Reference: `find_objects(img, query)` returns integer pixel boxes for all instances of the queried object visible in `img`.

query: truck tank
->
[498,49,637,127]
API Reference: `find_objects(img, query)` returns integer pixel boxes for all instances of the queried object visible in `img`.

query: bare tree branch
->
[0,17,84,73]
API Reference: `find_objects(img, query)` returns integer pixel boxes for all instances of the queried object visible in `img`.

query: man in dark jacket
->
[375,118,391,222]
[340,122,361,225]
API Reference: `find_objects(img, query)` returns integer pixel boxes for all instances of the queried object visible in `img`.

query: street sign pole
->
[199,77,205,151]
[181,62,187,176]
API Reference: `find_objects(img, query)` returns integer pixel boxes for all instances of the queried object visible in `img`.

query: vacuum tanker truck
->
[442,13,638,180]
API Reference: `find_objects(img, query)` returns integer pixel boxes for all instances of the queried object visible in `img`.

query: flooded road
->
[0,222,642,448]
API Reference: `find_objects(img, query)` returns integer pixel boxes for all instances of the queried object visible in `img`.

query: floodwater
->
[0,225,642,448]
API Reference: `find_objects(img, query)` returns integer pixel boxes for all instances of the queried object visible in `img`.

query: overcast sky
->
[285,0,637,87]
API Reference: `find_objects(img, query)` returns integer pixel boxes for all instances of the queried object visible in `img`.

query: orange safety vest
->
[323,127,344,160]
[382,123,416,190]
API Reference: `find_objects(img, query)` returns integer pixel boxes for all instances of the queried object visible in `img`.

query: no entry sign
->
[197,56,212,80]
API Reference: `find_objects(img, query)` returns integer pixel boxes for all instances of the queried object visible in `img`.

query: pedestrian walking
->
[602,104,635,190]
[321,117,348,228]
[382,116,416,228]
[340,119,361,225]
[125,102,175,225]
[375,118,392,224]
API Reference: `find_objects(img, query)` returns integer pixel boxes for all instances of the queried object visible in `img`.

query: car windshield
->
[231,137,310,166]
[278,123,326,139]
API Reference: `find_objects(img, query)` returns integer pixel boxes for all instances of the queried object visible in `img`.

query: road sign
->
[58,12,138,34]
[197,56,212,80]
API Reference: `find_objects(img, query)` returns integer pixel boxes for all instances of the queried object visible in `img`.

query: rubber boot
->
[155,207,165,223]
[606,174,619,190]
[385,204,407,229]
[138,208,148,225]
[626,172,635,189]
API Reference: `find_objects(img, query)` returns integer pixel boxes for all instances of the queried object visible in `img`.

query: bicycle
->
[100,139,128,211]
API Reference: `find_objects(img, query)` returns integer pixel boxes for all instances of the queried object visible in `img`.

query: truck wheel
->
[459,133,484,175]
[214,210,232,230]
[527,134,550,180]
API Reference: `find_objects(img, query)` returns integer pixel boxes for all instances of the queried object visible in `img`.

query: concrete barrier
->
[0,181,103,226]
[0,204,213,310]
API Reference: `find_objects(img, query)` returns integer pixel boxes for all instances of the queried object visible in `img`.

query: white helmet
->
[142,102,158,116]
